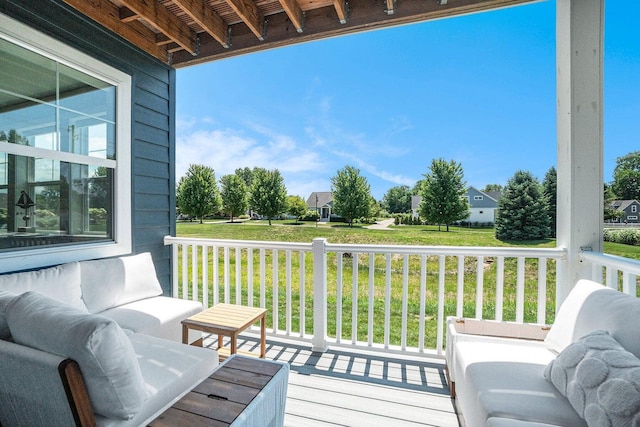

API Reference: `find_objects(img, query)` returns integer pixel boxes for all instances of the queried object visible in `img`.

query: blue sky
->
[176,1,639,200]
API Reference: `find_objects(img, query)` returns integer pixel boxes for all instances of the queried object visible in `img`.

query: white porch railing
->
[164,236,574,357]
[580,249,640,296]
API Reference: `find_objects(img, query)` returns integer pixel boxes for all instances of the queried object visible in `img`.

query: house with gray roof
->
[466,186,500,224]
[307,192,334,222]
[609,200,640,223]
[411,187,501,224]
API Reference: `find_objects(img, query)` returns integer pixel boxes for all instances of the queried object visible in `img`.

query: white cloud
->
[176,127,327,196]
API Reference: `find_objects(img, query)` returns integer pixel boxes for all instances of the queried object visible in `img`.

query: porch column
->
[555,0,604,307]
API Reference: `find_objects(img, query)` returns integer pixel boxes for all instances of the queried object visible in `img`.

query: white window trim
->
[0,13,132,272]
[632,205,637,213]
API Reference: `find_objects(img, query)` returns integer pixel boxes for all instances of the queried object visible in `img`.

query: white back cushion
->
[0,262,86,312]
[546,279,640,359]
[80,252,163,313]
[0,291,15,340]
[6,291,148,420]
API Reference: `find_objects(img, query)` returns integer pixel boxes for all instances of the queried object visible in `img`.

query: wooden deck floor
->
[204,334,460,427]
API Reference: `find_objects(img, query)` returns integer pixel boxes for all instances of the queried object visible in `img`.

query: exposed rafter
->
[117,0,198,55]
[224,0,266,41]
[278,0,305,33]
[64,0,541,67]
[385,0,395,15]
[61,0,167,62]
[333,0,348,24]
[172,0,230,48]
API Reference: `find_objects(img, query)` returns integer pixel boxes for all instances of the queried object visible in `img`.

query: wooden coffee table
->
[182,303,267,360]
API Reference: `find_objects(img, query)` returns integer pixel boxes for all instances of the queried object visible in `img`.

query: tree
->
[612,151,640,200]
[495,170,550,241]
[176,164,220,224]
[286,195,308,224]
[250,168,287,225]
[542,167,557,237]
[330,165,371,227]
[604,183,623,222]
[483,184,503,193]
[419,158,469,231]
[220,174,248,222]
[382,185,412,213]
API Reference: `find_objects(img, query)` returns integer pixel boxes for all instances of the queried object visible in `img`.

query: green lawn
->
[175,220,640,349]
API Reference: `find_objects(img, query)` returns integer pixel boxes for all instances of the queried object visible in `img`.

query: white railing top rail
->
[580,249,640,276]
[165,235,567,259]
[325,242,567,258]
[164,235,312,252]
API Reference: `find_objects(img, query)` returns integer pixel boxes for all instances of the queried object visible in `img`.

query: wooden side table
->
[182,303,267,360]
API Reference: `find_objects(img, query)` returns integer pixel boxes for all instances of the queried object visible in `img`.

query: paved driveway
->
[366,218,395,230]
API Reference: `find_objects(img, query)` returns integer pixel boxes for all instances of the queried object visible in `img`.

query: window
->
[0,14,131,270]
[627,216,638,220]
[474,195,483,200]
[632,205,637,213]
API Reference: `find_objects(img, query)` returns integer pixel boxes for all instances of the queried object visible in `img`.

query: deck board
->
[204,334,460,427]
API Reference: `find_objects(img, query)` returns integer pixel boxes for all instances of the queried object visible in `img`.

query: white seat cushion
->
[95,333,219,427]
[454,341,585,427]
[99,296,202,342]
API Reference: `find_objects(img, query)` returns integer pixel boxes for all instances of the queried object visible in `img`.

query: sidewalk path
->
[366,218,396,230]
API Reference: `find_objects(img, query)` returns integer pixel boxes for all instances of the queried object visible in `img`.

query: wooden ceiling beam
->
[385,0,395,15]
[118,0,198,54]
[172,0,539,67]
[61,0,167,62]
[172,0,230,48]
[333,0,348,24]
[224,0,266,41]
[278,0,305,33]
[118,7,139,23]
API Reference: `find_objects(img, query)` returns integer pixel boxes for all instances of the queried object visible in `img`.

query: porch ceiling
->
[61,0,538,67]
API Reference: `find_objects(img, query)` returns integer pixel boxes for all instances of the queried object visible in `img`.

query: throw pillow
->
[544,330,640,427]
[6,291,148,420]
[0,291,15,340]
[80,252,163,313]
[0,262,87,312]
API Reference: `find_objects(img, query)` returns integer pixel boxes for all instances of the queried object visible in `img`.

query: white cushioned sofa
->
[0,253,253,426]
[447,279,640,427]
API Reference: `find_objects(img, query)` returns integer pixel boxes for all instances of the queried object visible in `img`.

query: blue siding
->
[1,0,177,293]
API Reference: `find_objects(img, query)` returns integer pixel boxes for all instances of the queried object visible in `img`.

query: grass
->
[175,219,640,349]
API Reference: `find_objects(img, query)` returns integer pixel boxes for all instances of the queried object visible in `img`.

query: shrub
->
[35,209,58,230]
[603,228,640,246]
[300,210,319,222]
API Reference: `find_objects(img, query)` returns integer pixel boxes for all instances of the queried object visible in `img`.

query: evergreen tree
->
[250,168,287,225]
[220,174,248,222]
[419,158,469,231]
[495,170,550,241]
[176,164,220,224]
[286,195,308,224]
[542,166,557,237]
[330,165,371,227]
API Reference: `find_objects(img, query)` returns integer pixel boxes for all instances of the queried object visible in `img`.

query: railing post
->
[312,238,328,352]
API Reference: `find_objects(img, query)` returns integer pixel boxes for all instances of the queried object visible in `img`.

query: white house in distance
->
[466,186,500,224]
[306,192,333,222]
[411,186,501,224]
